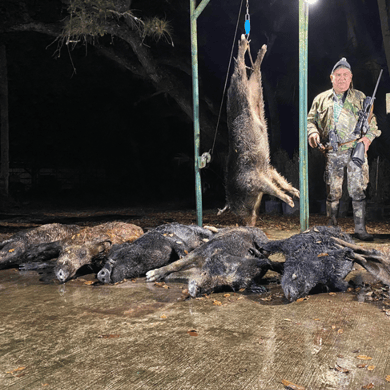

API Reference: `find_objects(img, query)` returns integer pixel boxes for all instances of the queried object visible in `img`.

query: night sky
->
[2,0,389,207]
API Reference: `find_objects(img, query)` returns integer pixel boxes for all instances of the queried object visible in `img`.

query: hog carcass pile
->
[146,227,282,297]
[97,223,215,284]
[146,226,390,301]
[221,35,299,226]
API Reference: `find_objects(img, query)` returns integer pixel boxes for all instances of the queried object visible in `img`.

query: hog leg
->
[257,173,295,207]
[227,36,250,121]
[146,251,204,282]
[244,191,263,227]
[269,167,300,199]
[248,44,267,124]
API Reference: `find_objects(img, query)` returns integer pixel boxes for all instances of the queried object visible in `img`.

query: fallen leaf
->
[296,298,305,302]
[42,384,49,387]
[357,364,368,368]
[362,383,374,389]
[8,248,15,253]
[314,318,320,321]
[184,250,188,254]
[224,294,231,298]
[338,329,344,334]
[84,281,94,285]
[98,334,120,339]
[281,379,305,389]
[239,288,245,292]
[329,292,337,296]
[187,329,198,336]
[6,367,26,374]
[367,366,375,371]
[386,375,390,382]
[332,325,337,329]
[160,314,167,319]
[357,355,373,360]
[154,282,169,289]
[213,300,222,306]
[318,253,329,257]
[335,364,349,373]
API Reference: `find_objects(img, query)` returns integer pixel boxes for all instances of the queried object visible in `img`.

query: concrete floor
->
[1,260,390,390]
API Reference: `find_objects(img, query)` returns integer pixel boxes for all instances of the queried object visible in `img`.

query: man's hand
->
[359,136,371,153]
[308,133,320,148]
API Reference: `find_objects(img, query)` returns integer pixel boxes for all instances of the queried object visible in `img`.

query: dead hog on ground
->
[97,223,215,284]
[54,221,143,283]
[0,223,81,269]
[221,35,299,226]
[261,226,355,302]
[146,227,281,297]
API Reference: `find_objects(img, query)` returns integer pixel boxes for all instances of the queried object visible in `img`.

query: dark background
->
[1,0,390,209]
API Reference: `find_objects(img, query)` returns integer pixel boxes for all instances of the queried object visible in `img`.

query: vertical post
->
[299,0,309,231]
[190,0,202,226]
[190,0,211,226]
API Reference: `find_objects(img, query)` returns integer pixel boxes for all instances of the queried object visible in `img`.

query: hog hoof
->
[146,269,164,282]
[286,197,294,208]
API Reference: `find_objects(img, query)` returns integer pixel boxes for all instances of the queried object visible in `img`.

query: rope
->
[210,0,246,156]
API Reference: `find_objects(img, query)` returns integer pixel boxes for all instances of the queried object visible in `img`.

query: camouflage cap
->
[331,57,351,74]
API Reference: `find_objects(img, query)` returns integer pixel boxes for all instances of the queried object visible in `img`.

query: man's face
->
[330,67,352,94]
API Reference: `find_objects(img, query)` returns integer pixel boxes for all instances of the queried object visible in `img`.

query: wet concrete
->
[1,263,390,390]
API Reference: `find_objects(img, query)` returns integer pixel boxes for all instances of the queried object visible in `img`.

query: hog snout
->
[55,268,69,283]
[97,260,115,284]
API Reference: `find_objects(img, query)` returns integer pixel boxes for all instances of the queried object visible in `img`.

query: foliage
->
[143,16,173,46]
[58,0,173,48]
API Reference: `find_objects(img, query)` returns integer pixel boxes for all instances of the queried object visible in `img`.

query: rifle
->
[351,69,383,167]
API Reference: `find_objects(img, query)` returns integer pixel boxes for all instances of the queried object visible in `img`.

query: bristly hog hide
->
[261,226,356,302]
[0,223,81,269]
[97,223,215,284]
[146,226,282,297]
[54,221,143,283]
[221,35,299,226]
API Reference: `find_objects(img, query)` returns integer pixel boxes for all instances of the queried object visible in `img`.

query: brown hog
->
[54,221,143,282]
[221,35,299,226]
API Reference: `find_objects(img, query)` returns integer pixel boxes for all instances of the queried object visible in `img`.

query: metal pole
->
[299,0,310,231]
[190,0,211,226]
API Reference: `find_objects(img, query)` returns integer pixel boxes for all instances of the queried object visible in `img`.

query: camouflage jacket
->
[307,88,381,151]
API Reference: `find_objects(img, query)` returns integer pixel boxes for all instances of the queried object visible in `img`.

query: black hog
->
[222,35,299,226]
[54,221,143,283]
[146,227,280,297]
[0,223,81,269]
[97,223,215,284]
[261,226,355,302]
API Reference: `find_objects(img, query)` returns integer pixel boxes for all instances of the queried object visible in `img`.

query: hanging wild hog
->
[221,35,299,226]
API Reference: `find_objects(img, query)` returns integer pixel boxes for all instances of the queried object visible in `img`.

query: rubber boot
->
[326,200,339,226]
[352,200,373,241]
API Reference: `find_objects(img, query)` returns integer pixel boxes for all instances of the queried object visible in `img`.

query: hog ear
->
[97,240,112,253]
